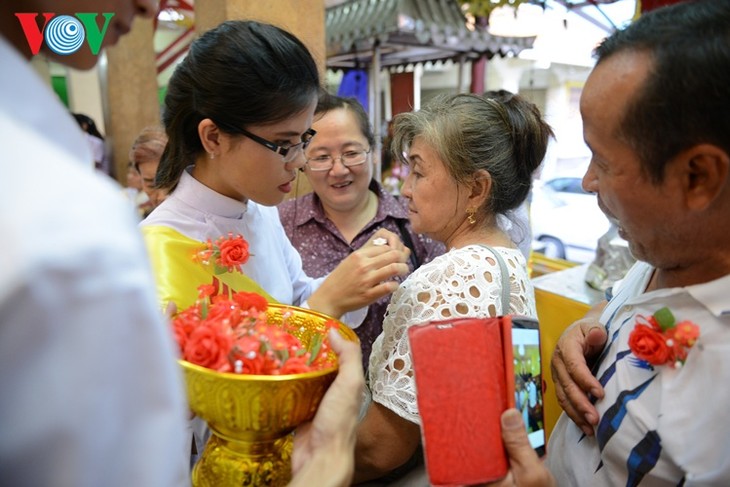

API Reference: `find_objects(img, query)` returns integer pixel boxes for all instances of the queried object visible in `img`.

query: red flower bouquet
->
[172,285,338,375]
[628,306,700,369]
[175,234,360,486]
[192,232,251,274]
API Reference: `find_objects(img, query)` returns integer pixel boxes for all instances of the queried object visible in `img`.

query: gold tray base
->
[192,434,293,486]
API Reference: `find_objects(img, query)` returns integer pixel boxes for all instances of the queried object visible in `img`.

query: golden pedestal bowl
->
[179,304,358,487]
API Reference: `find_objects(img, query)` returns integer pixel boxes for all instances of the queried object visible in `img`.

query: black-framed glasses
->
[239,127,317,163]
[305,149,371,172]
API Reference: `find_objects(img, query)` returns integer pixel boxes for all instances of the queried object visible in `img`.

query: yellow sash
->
[141,225,275,312]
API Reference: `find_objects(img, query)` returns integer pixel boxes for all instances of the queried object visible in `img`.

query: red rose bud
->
[672,321,700,347]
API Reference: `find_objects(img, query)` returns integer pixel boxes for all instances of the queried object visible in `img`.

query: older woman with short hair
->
[354,92,554,483]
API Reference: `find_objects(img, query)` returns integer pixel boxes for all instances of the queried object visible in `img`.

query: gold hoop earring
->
[466,207,476,225]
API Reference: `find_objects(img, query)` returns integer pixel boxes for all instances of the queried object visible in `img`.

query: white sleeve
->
[299,297,367,329]
[270,207,318,306]
[368,273,438,425]
[271,211,367,327]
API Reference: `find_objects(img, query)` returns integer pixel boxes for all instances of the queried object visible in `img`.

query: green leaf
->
[200,299,208,319]
[307,334,323,366]
[653,306,676,331]
[213,263,228,275]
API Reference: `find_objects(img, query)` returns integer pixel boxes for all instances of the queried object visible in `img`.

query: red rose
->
[262,354,284,375]
[265,327,302,352]
[629,324,671,365]
[239,354,266,374]
[228,336,263,374]
[172,307,201,353]
[184,323,233,371]
[217,234,250,271]
[174,306,201,332]
[232,291,268,313]
[279,356,311,374]
[204,300,241,326]
[230,336,261,358]
[172,320,191,353]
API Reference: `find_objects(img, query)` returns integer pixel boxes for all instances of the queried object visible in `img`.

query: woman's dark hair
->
[72,113,104,140]
[595,0,730,183]
[391,92,553,219]
[155,20,320,191]
[314,93,375,148]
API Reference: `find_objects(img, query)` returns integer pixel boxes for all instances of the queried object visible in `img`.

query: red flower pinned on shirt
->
[628,307,700,369]
[193,233,251,274]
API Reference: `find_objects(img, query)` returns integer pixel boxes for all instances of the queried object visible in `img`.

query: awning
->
[325,0,535,70]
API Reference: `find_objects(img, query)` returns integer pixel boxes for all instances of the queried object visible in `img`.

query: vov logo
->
[15,12,116,56]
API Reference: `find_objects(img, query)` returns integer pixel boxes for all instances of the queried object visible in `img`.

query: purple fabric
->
[278,180,445,371]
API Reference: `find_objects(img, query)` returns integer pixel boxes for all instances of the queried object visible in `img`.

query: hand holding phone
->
[408,316,545,486]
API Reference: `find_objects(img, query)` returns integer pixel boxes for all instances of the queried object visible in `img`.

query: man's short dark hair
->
[595,0,730,183]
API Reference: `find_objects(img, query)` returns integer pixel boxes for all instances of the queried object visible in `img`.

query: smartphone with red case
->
[408,316,544,486]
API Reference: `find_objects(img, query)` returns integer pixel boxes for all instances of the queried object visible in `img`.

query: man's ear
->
[468,169,492,208]
[677,144,730,211]
[198,118,222,158]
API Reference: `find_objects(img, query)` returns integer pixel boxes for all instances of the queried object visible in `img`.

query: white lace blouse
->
[368,244,537,424]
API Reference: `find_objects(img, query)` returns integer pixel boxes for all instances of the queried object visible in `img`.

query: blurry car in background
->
[529,177,611,263]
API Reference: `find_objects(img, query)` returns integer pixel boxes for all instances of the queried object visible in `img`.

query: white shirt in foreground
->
[0,37,189,487]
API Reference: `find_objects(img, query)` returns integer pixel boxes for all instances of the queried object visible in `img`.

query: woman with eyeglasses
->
[140,18,410,465]
[141,20,409,338]
[278,94,444,373]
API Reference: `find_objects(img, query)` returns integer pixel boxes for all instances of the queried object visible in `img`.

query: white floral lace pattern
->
[368,245,537,425]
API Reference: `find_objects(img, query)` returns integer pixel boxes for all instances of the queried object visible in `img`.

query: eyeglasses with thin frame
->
[305,148,371,172]
[239,127,317,163]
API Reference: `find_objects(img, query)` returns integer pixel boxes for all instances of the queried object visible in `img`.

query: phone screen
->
[512,318,546,457]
